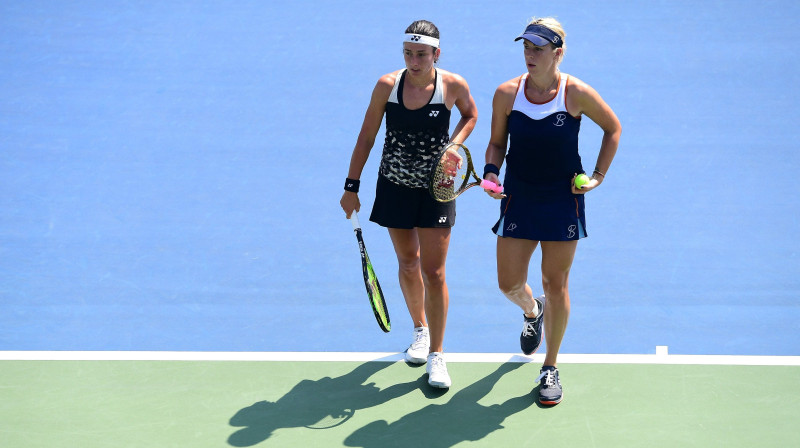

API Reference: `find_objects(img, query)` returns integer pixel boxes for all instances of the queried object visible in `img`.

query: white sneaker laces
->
[536,369,558,386]
[411,330,429,350]
[522,320,538,337]
[429,354,446,372]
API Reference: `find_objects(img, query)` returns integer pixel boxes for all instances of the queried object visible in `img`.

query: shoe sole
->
[405,352,427,364]
[428,379,451,388]
[539,393,563,406]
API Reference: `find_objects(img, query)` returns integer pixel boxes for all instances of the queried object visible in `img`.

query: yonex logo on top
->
[429,111,439,117]
[439,216,447,224]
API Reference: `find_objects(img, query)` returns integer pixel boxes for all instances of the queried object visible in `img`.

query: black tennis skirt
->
[370,174,456,229]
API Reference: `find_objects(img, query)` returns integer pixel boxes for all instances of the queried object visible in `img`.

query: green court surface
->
[2,359,798,447]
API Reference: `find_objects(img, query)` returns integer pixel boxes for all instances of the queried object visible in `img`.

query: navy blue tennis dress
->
[370,68,456,229]
[492,73,587,241]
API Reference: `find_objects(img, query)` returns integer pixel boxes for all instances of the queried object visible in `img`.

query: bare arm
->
[483,79,518,198]
[446,73,478,145]
[340,75,394,218]
[568,77,621,193]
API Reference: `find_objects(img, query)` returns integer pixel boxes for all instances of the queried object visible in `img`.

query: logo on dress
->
[429,110,439,117]
[506,223,517,232]
[567,225,576,238]
[554,113,566,127]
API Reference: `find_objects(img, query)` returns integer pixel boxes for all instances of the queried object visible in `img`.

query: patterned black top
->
[379,69,451,188]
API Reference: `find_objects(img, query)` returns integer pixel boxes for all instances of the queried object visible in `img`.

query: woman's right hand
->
[483,173,505,199]
[340,191,361,218]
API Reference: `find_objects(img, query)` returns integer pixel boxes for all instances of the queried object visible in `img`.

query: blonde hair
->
[527,17,566,61]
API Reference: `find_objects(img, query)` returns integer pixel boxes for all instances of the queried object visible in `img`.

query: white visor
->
[404,33,439,48]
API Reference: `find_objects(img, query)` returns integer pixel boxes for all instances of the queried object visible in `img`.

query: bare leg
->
[416,227,452,353]
[387,228,426,328]
[539,240,578,367]
[496,236,540,317]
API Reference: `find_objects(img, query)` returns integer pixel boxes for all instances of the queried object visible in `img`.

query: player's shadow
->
[344,362,536,448]
[227,361,419,447]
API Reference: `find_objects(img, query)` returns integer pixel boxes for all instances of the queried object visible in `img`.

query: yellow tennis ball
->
[574,173,590,189]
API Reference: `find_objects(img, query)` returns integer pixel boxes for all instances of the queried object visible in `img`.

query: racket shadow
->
[344,362,537,448]
[227,362,417,447]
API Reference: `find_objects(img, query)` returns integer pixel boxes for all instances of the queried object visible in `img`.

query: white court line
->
[0,350,799,366]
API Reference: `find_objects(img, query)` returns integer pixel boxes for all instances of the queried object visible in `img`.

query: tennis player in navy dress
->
[482,17,621,405]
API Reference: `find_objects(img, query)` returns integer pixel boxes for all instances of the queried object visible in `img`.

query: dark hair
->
[405,20,439,40]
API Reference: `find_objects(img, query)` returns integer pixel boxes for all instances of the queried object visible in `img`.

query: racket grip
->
[480,179,504,193]
[349,212,361,230]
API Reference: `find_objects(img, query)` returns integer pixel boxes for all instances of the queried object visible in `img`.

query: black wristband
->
[344,178,360,193]
[483,163,500,178]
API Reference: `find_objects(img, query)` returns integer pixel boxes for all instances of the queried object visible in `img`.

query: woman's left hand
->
[571,173,601,194]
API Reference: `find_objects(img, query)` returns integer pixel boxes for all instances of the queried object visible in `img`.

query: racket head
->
[350,214,391,333]
[428,142,474,202]
[365,258,391,332]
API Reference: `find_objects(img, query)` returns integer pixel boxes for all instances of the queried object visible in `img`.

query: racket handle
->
[349,212,361,230]
[480,179,504,193]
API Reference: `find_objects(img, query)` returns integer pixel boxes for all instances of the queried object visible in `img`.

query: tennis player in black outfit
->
[340,20,477,389]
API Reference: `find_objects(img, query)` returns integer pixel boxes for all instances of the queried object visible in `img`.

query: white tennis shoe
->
[405,327,430,364]
[426,352,451,388]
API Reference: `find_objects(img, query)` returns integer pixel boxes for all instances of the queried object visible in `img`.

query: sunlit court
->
[2,1,798,447]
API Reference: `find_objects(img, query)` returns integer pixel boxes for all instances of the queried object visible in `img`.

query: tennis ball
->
[574,173,590,189]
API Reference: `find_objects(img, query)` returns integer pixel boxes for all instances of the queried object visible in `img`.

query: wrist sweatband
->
[344,178,360,193]
[483,163,500,178]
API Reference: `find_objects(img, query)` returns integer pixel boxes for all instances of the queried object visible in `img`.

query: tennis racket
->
[349,212,391,332]
[428,142,503,202]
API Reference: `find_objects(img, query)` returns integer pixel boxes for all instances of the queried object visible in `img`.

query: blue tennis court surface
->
[1,0,799,357]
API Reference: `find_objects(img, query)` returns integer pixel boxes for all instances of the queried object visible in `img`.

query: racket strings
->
[430,145,469,201]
